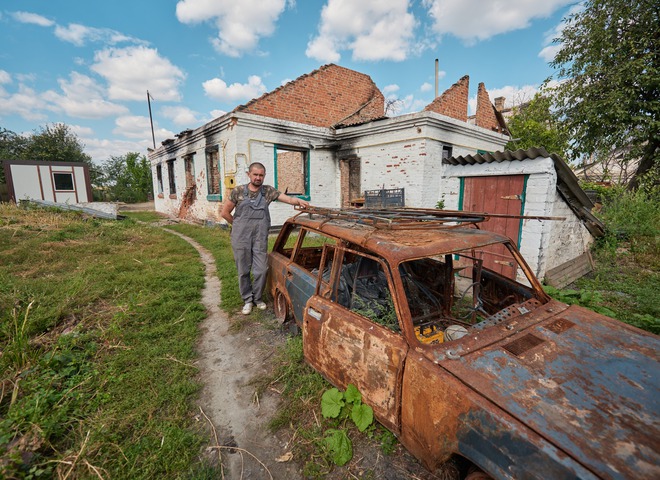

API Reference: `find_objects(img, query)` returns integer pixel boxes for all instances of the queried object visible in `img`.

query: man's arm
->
[221,199,236,224]
[277,193,310,208]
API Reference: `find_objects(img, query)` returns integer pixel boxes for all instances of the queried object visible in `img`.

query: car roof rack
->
[293,206,565,230]
[293,206,487,230]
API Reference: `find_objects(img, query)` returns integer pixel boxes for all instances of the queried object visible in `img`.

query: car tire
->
[274,289,291,325]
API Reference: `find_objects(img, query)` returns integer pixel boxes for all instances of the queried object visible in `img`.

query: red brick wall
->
[277,150,306,194]
[234,64,384,128]
[475,82,502,133]
[424,75,469,121]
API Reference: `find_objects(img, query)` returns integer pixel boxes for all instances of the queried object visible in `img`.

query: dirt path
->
[165,229,301,479]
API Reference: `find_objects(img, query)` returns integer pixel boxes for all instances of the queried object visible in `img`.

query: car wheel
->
[274,290,291,324]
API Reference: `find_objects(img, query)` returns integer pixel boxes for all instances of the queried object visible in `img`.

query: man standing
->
[221,162,310,314]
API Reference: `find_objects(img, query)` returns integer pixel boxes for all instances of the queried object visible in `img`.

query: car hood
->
[440,304,660,478]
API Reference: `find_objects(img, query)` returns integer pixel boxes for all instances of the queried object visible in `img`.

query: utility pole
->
[147,90,156,149]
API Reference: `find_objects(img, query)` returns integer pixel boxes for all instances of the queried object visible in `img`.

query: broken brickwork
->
[424,75,469,122]
[234,64,385,128]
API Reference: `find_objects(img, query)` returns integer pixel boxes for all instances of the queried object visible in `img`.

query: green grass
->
[545,184,659,334]
[121,211,167,222]
[164,223,244,312]
[0,204,216,479]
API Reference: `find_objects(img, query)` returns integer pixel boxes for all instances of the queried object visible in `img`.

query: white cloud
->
[42,72,129,119]
[0,70,11,84]
[113,115,158,139]
[307,0,416,62]
[538,3,583,62]
[538,44,561,62]
[176,0,287,57]
[382,84,400,95]
[80,136,155,165]
[0,84,48,121]
[210,109,227,119]
[423,0,574,44]
[161,106,202,126]
[11,11,54,27]
[69,124,95,137]
[91,46,186,101]
[203,75,267,102]
[467,84,540,115]
[420,82,432,92]
[54,23,143,47]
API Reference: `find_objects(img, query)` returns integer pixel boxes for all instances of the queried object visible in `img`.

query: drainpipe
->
[435,59,439,98]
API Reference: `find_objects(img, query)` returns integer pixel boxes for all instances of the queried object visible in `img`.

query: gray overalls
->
[231,185,271,304]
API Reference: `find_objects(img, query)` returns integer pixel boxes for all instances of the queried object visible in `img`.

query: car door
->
[302,245,408,433]
[284,228,337,324]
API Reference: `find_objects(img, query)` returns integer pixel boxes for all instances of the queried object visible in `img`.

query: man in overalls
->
[221,162,310,314]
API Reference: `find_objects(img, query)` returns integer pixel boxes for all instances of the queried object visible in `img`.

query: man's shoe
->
[241,303,253,315]
[255,301,267,310]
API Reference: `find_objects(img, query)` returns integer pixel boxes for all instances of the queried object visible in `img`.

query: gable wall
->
[236,64,384,128]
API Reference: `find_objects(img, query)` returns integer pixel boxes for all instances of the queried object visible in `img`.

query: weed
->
[377,428,398,455]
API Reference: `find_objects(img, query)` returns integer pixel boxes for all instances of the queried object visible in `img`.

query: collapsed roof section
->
[233,64,386,129]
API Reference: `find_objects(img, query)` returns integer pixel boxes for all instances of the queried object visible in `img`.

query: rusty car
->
[267,207,659,479]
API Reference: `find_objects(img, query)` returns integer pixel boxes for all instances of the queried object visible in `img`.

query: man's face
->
[248,167,265,187]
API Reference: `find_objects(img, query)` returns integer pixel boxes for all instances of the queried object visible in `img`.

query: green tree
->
[102,152,152,203]
[505,93,572,160]
[25,123,92,165]
[0,128,30,184]
[549,0,660,190]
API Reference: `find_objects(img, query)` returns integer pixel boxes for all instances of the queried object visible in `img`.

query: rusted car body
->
[267,208,660,479]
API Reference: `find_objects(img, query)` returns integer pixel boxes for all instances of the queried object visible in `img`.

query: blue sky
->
[0,0,579,165]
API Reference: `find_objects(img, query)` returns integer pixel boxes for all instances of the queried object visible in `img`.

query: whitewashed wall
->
[335,111,509,208]
[547,191,594,270]
[150,113,335,226]
[439,157,592,280]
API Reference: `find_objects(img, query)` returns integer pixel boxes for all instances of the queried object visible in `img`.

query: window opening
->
[290,228,337,273]
[322,246,398,332]
[53,172,74,191]
[167,159,176,194]
[442,145,453,160]
[275,146,308,197]
[206,148,220,195]
[184,154,195,189]
[156,164,163,194]
[398,244,540,345]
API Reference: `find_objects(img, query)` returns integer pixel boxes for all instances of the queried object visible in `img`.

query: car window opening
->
[400,246,538,345]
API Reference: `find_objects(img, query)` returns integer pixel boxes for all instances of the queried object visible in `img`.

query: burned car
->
[268,207,659,479]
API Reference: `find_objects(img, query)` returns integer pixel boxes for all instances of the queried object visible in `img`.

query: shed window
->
[275,146,309,198]
[53,172,74,191]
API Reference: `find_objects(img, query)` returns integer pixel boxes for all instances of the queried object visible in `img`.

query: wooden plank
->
[544,252,594,288]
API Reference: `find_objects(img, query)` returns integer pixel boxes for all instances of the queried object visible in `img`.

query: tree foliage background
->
[1,123,152,203]
[549,0,659,189]
[505,93,571,160]
[101,152,152,203]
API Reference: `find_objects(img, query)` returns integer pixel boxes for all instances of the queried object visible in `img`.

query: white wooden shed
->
[440,147,604,288]
[2,160,93,204]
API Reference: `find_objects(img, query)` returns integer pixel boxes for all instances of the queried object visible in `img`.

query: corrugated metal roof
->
[444,148,605,237]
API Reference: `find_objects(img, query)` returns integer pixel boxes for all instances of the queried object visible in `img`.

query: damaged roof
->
[444,147,605,237]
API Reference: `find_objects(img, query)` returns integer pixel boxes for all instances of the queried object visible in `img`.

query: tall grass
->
[554,183,660,333]
[0,203,214,478]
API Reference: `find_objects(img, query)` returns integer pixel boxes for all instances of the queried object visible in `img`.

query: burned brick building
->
[148,64,600,284]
